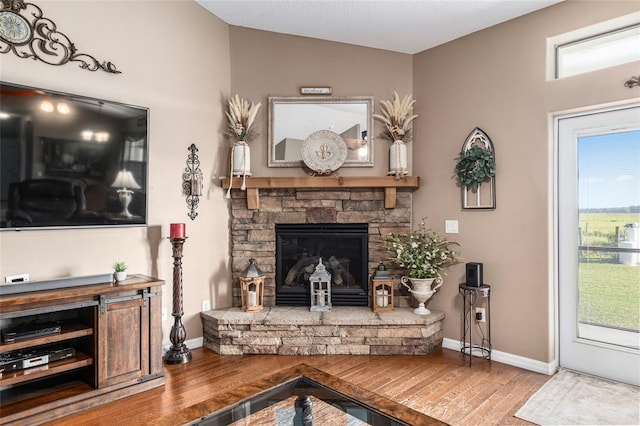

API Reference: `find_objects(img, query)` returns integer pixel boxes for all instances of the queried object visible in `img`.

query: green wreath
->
[455,145,496,191]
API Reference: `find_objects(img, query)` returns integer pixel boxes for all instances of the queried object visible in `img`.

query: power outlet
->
[201,299,211,312]
[162,308,168,322]
[475,307,486,323]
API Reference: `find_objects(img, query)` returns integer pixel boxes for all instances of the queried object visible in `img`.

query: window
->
[548,12,640,80]
[557,24,640,78]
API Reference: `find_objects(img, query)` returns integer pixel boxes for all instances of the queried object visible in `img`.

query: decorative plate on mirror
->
[301,130,348,175]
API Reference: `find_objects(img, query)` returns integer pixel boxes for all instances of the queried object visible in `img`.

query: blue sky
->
[579,130,640,209]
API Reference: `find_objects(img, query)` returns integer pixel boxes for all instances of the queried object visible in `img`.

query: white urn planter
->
[114,271,127,282]
[387,139,408,177]
[401,275,442,315]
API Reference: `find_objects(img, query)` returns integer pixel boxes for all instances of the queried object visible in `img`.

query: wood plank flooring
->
[46,347,550,425]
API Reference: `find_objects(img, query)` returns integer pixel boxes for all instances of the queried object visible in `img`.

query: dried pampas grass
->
[373,92,418,142]
[225,94,261,142]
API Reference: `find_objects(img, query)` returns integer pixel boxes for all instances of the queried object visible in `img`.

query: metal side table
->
[459,283,492,366]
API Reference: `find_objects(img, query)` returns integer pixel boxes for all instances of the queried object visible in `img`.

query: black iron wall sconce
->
[183,144,203,220]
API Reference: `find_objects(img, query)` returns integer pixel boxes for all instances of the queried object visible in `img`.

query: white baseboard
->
[442,338,557,375]
[162,337,203,354]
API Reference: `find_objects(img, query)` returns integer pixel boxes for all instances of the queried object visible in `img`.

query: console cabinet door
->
[97,291,149,388]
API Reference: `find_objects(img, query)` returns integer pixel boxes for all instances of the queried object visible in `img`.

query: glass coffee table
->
[166,364,446,426]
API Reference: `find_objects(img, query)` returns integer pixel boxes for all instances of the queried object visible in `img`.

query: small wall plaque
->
[300,87,332,95]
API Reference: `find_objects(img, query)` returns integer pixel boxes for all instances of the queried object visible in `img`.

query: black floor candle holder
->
[164,237,192,364]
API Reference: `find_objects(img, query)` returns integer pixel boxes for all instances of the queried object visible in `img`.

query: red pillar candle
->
[170,223,186,238]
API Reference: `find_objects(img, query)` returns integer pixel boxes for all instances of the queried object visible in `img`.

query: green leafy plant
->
[113,260,127,272]
[385,219,462,279]
[455,145,496,191]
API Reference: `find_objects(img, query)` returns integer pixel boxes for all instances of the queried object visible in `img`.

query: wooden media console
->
[0,274,164,425]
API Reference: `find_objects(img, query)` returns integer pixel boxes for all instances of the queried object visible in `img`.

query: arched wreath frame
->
[459,127,496,210]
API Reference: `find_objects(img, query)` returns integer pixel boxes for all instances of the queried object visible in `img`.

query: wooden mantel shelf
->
[222,176,420,210]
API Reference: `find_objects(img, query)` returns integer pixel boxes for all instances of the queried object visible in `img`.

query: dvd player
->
[48,346,76,362]
[0,347,75,374]
[2,323,62,343]
[0,352,24,374]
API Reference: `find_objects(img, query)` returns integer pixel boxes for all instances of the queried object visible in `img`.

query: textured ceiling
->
[196,0,563,54]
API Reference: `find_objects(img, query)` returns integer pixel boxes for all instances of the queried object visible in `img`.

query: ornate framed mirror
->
[268,96,374,168]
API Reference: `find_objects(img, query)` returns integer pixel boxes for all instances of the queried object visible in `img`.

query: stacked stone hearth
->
[201,307,444,355]
[202,185,445,356]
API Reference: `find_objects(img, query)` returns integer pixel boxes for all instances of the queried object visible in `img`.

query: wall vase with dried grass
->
[225,95,261,197]
[373,92,417,180]
[231,141,251,177]
[388,139,408,178]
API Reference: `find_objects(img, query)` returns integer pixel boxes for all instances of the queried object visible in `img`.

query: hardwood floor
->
[46,347,550,425]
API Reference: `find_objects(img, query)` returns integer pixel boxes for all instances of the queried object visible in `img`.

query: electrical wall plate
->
[445,220,459,233]
[5,273,30,284]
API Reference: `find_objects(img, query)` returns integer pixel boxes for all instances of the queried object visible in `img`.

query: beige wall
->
[227,26,413,177]
[228,1,639,364]
[1,0,637,362]
[0,1,232,344]
[412,0,639,362]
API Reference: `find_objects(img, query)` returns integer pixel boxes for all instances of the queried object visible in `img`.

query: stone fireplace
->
[201,177,445,356]
[228,183,416,308]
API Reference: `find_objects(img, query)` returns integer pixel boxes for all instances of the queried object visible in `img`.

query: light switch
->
[445,220,458,234]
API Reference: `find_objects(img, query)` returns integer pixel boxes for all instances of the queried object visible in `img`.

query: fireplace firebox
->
[275,223,369,306]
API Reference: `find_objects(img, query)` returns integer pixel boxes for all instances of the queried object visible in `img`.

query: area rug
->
[515,368,640,425]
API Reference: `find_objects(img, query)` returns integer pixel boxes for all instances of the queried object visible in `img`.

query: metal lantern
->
[371,262,394,313]
[309,258,332,312]
[240,258,264,312]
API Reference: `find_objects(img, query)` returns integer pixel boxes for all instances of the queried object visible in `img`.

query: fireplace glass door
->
[275,223,368,306]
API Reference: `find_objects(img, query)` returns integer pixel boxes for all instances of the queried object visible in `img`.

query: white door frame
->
[553,102,640,386]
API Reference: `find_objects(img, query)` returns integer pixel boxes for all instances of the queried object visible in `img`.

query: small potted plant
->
[455,145,496,191]
[113,260,128,282]
[385,219,462,314]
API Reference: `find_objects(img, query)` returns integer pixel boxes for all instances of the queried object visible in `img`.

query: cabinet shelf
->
[0,353,93,387]
[0,324,93,353]
[0,378,93,420]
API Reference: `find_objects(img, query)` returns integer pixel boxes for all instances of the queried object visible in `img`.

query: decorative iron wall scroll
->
[0,0,121,73]
[624,76,639,89]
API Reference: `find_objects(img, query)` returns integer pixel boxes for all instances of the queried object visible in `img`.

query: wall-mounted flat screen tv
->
[0,81,149,230]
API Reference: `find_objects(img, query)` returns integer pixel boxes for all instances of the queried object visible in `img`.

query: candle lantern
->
[309,258,332,312]
[240,258,264,312]
[371,262,394,313]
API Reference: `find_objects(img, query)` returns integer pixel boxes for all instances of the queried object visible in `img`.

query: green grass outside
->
[577,213,639,331]
[579,261,640,331]
[579,212,639,247]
